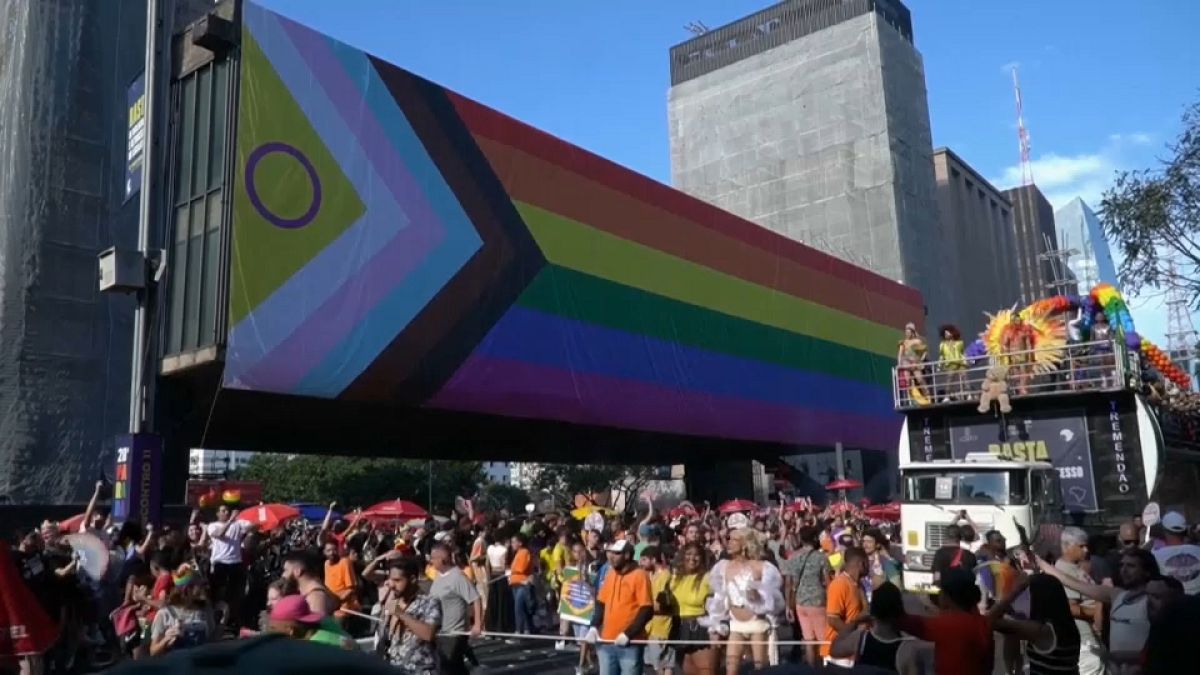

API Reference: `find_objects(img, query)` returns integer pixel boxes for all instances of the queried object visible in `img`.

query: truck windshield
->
[903,469,1029,505]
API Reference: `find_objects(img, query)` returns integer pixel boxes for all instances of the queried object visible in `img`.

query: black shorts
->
[209,562,246,607]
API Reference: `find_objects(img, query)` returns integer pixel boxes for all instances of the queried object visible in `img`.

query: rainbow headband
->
[173,570,197,588]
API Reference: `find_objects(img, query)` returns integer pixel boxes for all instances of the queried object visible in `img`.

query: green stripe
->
[516,266,893,386]
[517,202,898,359]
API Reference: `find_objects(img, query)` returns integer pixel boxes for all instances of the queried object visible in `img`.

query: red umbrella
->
[717,499,757,514]
[864,502,901,522]
[0,543,58,656]
[362,499,428,521]
[235,503,301,532]
[57,513,86,533]
[825,479,863,491]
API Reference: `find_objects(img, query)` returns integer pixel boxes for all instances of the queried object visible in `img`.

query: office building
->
[1055,197,1119,291]
[482,462,512,485]
[931,148,1021,337]
[188,449,257,478]
[668,0,951,331]
[1002,185,1060,305]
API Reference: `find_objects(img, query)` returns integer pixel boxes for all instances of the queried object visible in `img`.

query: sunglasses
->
[1121,539,1138,546]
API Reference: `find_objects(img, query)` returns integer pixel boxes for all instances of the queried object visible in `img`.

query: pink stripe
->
[238,223,443,392]
[426,355,900,450]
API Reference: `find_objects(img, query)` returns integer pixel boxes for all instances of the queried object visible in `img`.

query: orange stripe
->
[449,92,924,311]
[474,136,919,330]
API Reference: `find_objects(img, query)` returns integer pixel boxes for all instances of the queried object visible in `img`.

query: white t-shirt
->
[1055,558,1100,642]
[1153,543,1200,595]
[206,520,250,565]
[1108,589,1150,654]
[486,544,507,573]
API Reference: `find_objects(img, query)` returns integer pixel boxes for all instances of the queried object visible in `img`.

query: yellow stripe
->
[518,202,897,358]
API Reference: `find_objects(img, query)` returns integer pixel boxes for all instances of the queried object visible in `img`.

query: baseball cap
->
[1162,511,1188,533]
[269,595,324,625]
[605,539,630,554]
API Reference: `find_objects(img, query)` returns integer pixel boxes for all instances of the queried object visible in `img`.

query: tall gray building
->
[932,148,1021,338]
[0,0,150,502]
[1002,184,1060,305]
[668,0,949,332]
[0,0,221,503]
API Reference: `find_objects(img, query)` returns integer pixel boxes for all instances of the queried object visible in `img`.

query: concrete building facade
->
[1002,185,1060,305]
[931,148,1021,338]
[668,0,950,332]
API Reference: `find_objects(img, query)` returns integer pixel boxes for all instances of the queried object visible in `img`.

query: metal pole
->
[130,0,161,434]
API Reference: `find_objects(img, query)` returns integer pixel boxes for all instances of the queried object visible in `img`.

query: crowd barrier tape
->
[342,609,831,647]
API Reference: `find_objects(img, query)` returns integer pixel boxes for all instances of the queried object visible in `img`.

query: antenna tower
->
[1012,66,1034,186]
[1165,261,1198,387]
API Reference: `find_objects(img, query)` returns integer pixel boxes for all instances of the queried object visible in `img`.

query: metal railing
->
[893,339,1140,410]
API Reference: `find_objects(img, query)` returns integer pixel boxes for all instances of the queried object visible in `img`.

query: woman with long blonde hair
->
[704,524,785,674]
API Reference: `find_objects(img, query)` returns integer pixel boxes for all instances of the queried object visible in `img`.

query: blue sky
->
[257,0,1199,344]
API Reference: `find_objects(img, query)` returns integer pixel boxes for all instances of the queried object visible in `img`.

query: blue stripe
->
[473,306,894,417]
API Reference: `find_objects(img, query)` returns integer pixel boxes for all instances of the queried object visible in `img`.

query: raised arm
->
[318,501,338,539]
[80,480,104,533]
[1036,557,1118,605]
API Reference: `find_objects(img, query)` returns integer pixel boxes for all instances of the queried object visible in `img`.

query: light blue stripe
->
[293,205,483,397]
[320,35,480,248]
[226,6,410,381]
[281,24,482,395]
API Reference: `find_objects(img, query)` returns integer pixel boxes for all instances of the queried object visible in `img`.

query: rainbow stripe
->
[225,3,924,450]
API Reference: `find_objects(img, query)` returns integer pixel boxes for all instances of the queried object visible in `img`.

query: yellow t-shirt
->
[647,570,674,640]
[940,339,966,369]
[670,573,711,619]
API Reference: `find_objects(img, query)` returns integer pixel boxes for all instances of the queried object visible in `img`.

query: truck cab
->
[899,454,1062,592]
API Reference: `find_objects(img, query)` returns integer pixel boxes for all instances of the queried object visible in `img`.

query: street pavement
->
[470,638,581,674]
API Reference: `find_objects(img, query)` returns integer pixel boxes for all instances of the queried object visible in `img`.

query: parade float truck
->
[893,284,1200,592]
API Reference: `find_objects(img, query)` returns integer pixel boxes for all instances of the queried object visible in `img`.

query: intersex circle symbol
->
[245,141,322,229]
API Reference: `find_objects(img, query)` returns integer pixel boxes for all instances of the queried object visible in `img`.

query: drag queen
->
[703,517,786,672]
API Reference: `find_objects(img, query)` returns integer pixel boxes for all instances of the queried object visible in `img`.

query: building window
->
[166,57,231,355]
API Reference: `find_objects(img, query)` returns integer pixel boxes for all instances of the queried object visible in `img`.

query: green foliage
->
[527,463,658,510]
[234,455,484,512]
[475,482,531,514]
[1101,101,1200,305]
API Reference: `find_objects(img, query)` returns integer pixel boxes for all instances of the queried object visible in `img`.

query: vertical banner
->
[112,433,163,526]
[125,72,147,202]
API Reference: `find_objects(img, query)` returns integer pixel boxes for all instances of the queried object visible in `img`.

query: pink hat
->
[269,595,323,625]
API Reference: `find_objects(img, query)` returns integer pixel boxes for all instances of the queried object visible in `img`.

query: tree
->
[1101,100,1200,306]
[526,463,659,511]
[234,455,484,513]
[475,483,530,515]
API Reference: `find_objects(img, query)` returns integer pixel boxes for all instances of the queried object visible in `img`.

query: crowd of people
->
[7,487,1200,675]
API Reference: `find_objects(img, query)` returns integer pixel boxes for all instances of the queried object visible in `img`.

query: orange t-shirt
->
[822,573,866,657]
[509,548,533,586]
[596,567,653,641]
[324,558,359,612]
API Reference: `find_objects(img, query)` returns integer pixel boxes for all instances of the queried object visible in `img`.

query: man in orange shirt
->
[323,539,359,627]
[584,540,653,675]
[823,546,867,665]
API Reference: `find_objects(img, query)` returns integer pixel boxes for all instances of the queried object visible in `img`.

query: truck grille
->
[925,522,951,549]
[920,553,936,569]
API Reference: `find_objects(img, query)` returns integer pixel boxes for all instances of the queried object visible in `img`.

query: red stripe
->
[448,92,923,309]
[471,136,917,329]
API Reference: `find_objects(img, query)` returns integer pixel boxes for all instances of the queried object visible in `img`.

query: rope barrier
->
[340,609,830,647]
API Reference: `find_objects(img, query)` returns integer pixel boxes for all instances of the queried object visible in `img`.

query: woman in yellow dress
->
[938,324,966,401]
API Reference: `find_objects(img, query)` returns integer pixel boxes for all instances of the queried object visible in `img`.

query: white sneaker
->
[555,640,566,651]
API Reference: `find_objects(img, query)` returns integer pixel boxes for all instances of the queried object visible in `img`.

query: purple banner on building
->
[112,433,163,526]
